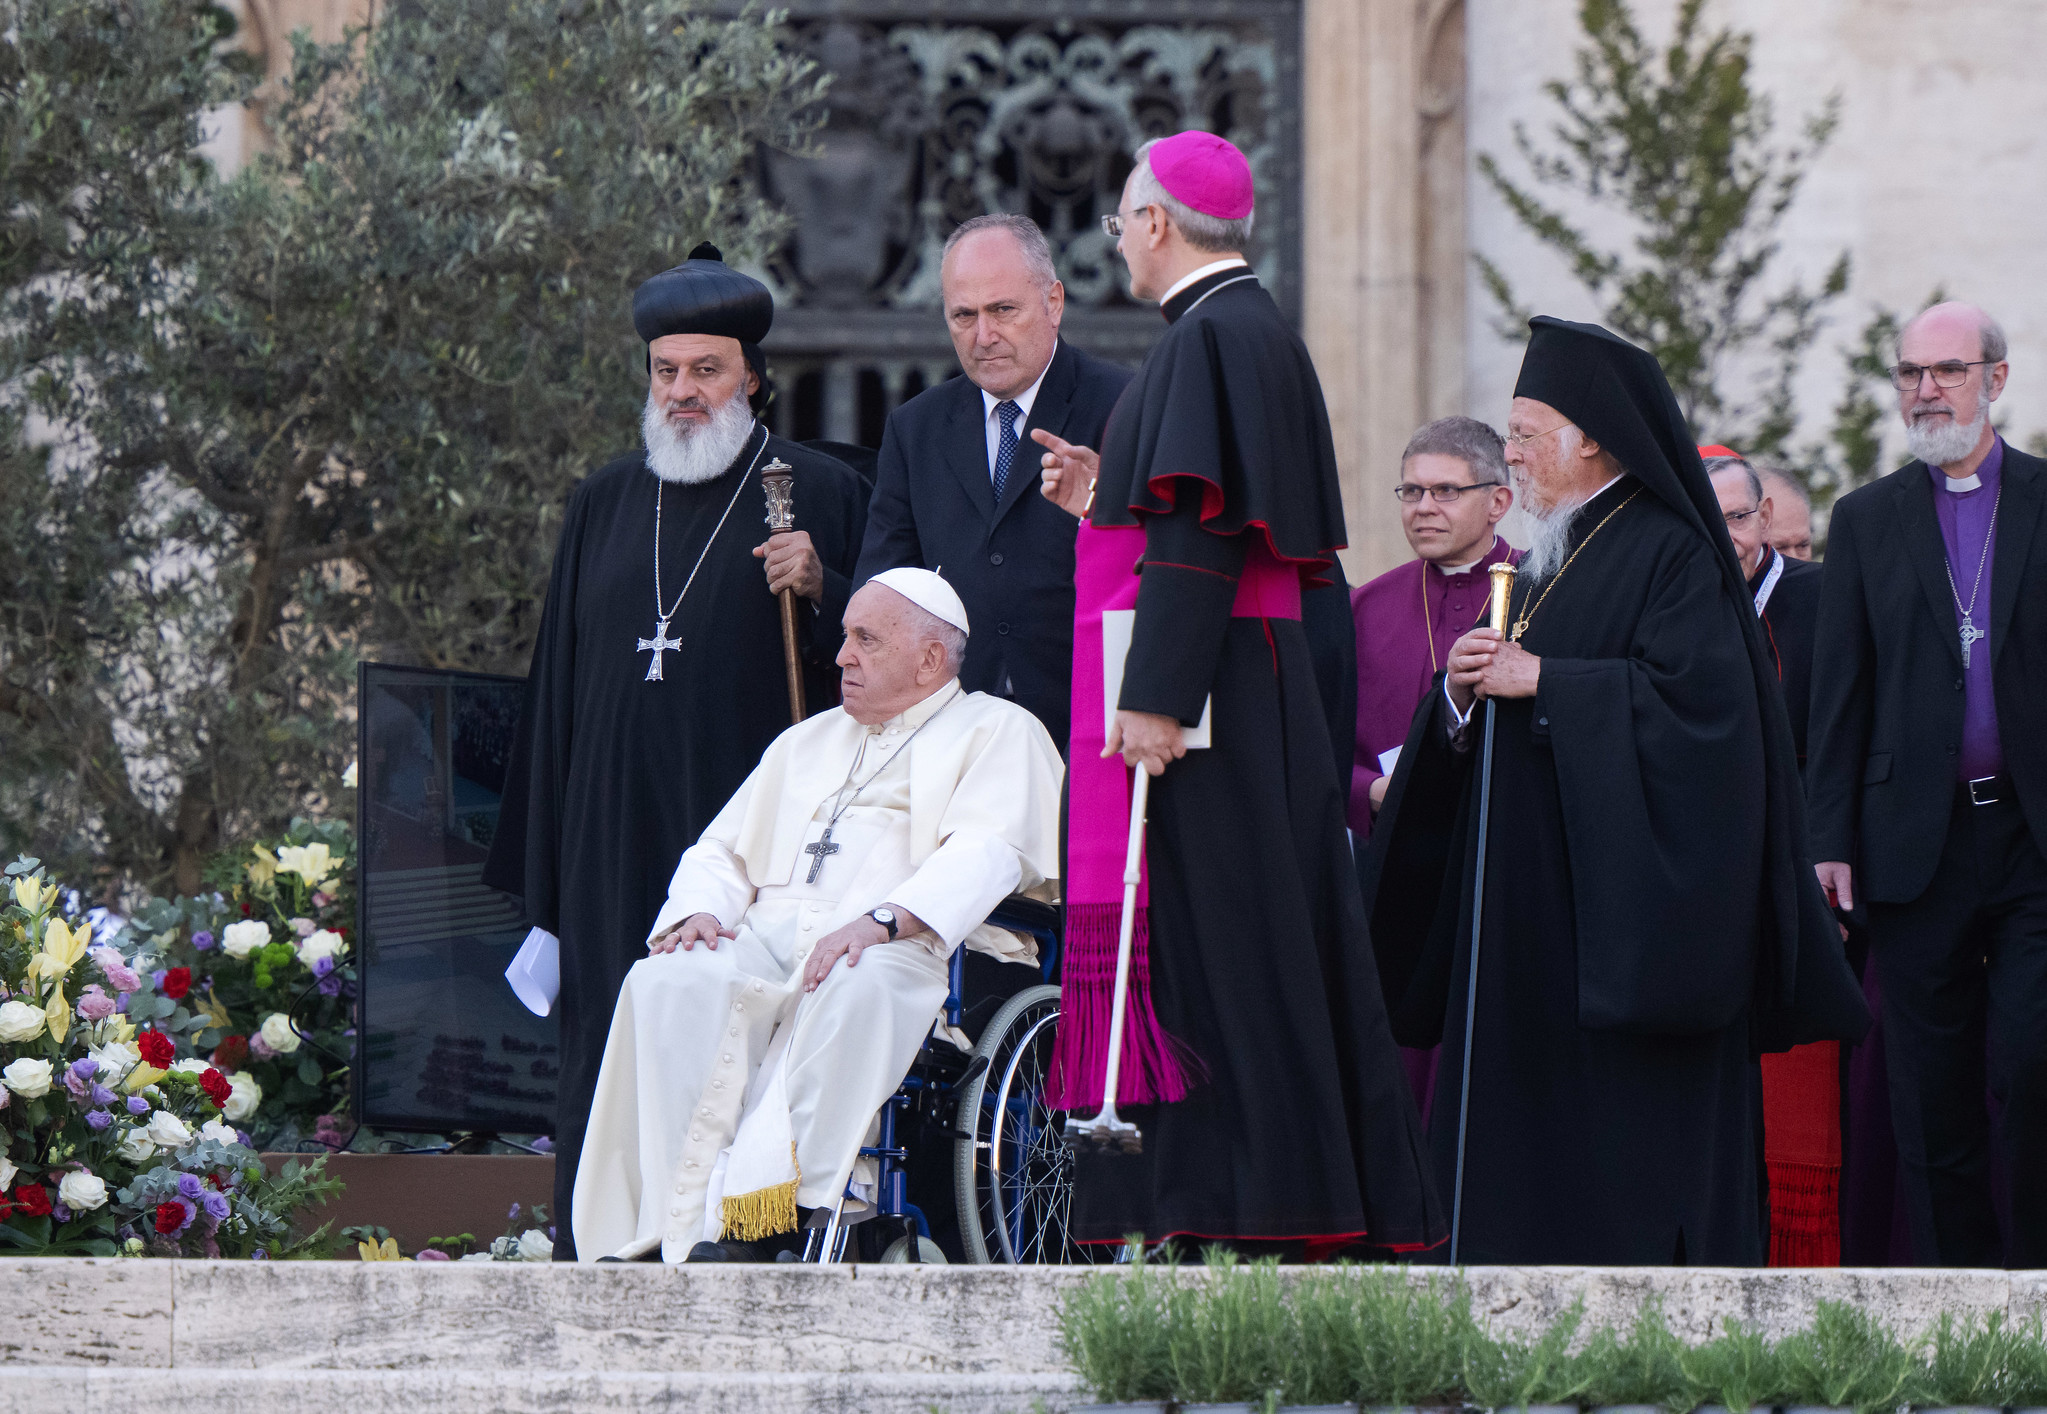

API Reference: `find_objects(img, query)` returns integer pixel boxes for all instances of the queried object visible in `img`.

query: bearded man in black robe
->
[1048,132,1443,1256]
[1363,318,1866,1265]
[484,247,867,1258]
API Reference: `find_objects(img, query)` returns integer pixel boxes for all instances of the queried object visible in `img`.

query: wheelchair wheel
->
[953,983,1100,1264]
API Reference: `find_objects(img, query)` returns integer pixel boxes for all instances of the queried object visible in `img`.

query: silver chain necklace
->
[636,425,768,682]
[1942,482,2002,670]
[801,686,961,884]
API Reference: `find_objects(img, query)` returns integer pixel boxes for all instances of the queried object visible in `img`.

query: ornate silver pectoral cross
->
[637,616,682,681]
[1960,616,1985,669]
[802,824,841,884]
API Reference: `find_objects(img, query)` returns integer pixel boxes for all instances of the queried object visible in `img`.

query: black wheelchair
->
[799,897,1108,1265]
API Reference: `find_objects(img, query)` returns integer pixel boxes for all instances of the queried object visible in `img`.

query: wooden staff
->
[759,458,806,723]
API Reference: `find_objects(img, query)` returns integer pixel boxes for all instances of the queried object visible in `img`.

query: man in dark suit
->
[1706,454,1823,763]
[856,214,1131,749]
[1809,300,2047,1268]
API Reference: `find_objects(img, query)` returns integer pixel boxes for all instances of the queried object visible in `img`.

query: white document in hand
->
[1102,609,1211,749]
[1378,745,1401,777]
[505,927,560,1017]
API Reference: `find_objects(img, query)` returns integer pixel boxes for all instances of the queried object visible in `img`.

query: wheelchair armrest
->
[986,895,1060,937]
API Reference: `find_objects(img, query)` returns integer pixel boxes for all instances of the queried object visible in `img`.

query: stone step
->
[0,1369,1075,1414]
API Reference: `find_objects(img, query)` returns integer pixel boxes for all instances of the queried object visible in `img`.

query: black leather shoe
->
[686,1239,767,1263]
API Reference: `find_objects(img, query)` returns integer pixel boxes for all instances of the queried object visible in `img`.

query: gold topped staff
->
[1449,559,1516,1264]
[759,458,806,723]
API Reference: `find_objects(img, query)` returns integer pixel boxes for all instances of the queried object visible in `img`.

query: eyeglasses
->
[1504,423,1569,447]
[1723,508,1760,528]
[1887,360,1995,391]
[1099,205,1154,238]
[1395,483,1503,504]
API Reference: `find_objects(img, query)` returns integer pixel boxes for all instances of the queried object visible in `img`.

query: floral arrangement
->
[113,819,357,1146]
[0,860,340,1256]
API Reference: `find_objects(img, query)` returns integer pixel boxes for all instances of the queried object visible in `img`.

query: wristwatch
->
[867,907,900,939]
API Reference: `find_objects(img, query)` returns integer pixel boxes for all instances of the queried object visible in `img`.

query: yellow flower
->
[275,843,339,891]
[123,1063,168,1095]
[45,984,69,1044]
[30,916,89,984]
[102,1017,136,1047]
[11,876,46,912]
[358,1236,402,1262]
[247,844,278,890]
[195,988,233,1034]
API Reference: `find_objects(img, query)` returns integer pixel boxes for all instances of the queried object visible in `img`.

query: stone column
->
[1301,0,1466,584]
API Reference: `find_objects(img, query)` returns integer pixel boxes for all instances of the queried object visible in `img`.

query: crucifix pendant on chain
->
[803,824,841,884]
[637,616,682,681]
[1961,616,1985,669]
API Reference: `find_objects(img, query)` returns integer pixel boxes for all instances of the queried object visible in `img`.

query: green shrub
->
[2006,1314,2047,1409]
[1578,1301,1692,1412]
[1165,1249,1289,1405]
[1676,1319,1788,1413]
[1778,1300,1922,1414]
[1055,1243,1176,1404]
[1921,1310,2031,1409]
[1463,1299,1599,1411]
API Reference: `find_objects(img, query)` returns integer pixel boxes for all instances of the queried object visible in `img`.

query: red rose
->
[15,1184,52,1218]
[210,1035,249,1070]
[154,1201,185,1235]
[159,967,192,1000]
[137,1030,175,1068]
[198,1067,232,1108]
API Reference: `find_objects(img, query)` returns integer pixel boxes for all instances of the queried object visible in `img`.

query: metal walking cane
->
[1449,560,1517,1265]
[1063,764,1150,1154]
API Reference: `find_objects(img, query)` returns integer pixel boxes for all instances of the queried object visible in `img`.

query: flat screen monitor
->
[354,662,555,1134]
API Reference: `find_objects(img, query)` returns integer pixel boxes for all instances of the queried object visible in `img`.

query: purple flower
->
[115,993,129,1014]
[51,1203,71,1223]
[312,954,337,979]
[248,1033,277,1061]
[127,1096,150,1116]
[200,1190,229,1222]
[250,1249,268,1261]
[548,1225,556,1240]
[290,917,316,938]
[65,1069,93,1102]
[531,1136,554,1154]
[176,1172,204,1201]
[90,1084,115,1106]
[316,974,342,998]
[172,1197,197,1231]
[77,984,116,1022]
[70,1057,100,1081]
[86,1108,114,1131]
[191,931,215,952]
[506,1203,521,1221]
[415,1249,450,1261]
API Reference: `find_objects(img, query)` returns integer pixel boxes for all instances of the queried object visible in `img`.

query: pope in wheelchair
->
[573,568,1064,1263]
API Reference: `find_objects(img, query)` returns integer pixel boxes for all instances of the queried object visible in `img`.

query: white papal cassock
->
[572,681,1063,1261]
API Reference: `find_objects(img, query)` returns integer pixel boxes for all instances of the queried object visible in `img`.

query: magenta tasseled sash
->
[1047,524,1301,1109]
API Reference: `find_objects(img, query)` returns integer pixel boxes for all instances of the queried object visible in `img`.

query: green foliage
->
[1055,1240,1176,1403]
[1577,1300,1692,1411]
[1463,1300,1601,1410]
[1475,0,1846,457]
[1675,1319,1787,1413]
[1163,1250,1289,1404]
[1776,1300,1922,1414]
[0,0,823,897]
[1920,1310,2025,1410]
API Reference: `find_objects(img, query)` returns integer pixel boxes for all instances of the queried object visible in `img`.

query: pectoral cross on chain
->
[802,824,841,884]
[1960,616,1985,669]
[637,616,682,682]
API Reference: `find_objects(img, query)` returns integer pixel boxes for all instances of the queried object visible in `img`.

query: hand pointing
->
[1033,429,1098,519]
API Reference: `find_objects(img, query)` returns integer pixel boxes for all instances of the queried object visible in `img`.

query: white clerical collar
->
[869,680,964,736]
[980,345,1055,426]
[1589,473,1627,503]
[1433,536,1499,576]
[1944,472,1983,493]
[1160,257,1249,307]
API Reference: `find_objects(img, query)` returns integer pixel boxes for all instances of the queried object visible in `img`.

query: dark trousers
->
[1866,793,2047,1267]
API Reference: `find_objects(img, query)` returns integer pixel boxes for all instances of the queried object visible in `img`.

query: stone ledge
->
[0,1260,2038,1379]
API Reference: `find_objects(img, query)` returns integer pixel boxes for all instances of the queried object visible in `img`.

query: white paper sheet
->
[505,926,560,1017]
[1378,745,1401,777]
[1101,609,1212,749]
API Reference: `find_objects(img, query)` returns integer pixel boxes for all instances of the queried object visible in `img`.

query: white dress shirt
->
[1159,257,1250,307]
[981,348,1056,482]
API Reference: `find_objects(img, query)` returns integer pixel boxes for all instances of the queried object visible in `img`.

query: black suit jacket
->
[1756,549,1822,767]
[1808,445,2047,903]
[855,339,1132,748]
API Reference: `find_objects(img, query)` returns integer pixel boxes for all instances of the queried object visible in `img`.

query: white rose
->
[258,1013,301,1055]
[116,1129,156,1163]
[57,1171,108,1212]
[296,929,347,969]
[144,1110,192,1149]
[223,1071,263,1123]
[515,1228,554,1261]
[198,1118,239,1146]
[220,920,271,959]
[171,1058,210,1076]
[2,1057,53,1099]
[0,1154,15,1190]
[0,999,47,1044]
[89,1041,140,1081]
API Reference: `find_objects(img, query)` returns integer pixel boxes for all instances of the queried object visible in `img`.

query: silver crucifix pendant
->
[802,824,841,884]
[1960,616,1985,669]
[637,616,682,681]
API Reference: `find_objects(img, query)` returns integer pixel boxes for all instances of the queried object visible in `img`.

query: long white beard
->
[1904,399,1990,470]
[1518,490,1592,583]
[642,389,756,485]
